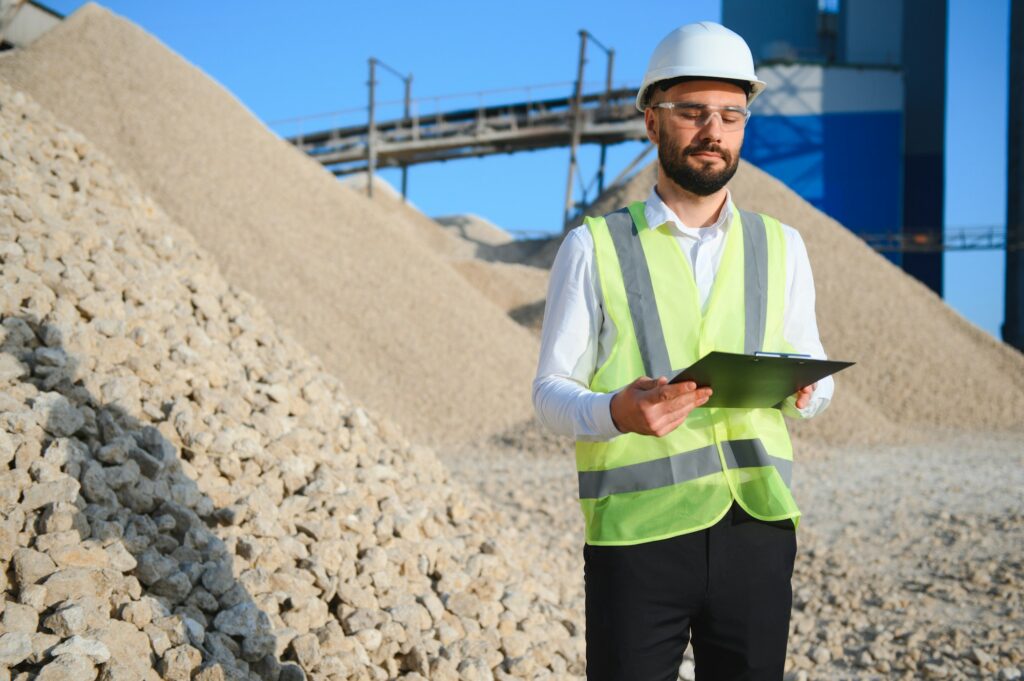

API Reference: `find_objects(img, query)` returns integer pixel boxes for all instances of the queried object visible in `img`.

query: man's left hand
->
[794,383,817,410]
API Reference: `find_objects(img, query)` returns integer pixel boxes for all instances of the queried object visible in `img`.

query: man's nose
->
[697,112,724,140]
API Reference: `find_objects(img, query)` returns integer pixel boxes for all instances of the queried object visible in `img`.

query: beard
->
[658,135,739,197]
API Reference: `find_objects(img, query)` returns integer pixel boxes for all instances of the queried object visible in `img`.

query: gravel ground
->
[444,430,1024,680]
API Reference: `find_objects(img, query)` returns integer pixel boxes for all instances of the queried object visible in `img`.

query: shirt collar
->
[643,185,734,240]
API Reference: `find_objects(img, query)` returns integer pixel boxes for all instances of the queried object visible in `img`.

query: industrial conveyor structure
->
[286,87,645,178]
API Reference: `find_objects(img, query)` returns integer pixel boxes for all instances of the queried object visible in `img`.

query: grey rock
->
[344,607,385,634]
[279,663,308,681]
[96,438,131,464]
[159,644,202,681]
[79,462,118,506]
[12,547,57,588]
[100,376,141,411]
[104,542,137,573]
[20,476,80,511]
[32,392,84,437]
[43,602,88,637]
[18,584,47,611]
[289,632,321,670]
[199,561,234,593]
[241,630,276,662]
[1,602,39,633]
[119,599,154,628]
[127,446,164,479]
[0,632,33,666]
[49,635,111,663]
[0,352,28,382]
[136,549,176,586]
[28,632,60,664]
[213,601,268,637]
[41,568,113,607]
[36,653,98,681]
[43,602,89,639]
[151,572,192,603]
[183,616,206,646]
[193,663,228,681]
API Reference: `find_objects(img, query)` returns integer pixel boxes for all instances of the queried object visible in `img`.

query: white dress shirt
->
[532,186,833,441]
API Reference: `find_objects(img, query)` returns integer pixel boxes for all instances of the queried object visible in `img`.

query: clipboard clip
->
[752,352,812,359]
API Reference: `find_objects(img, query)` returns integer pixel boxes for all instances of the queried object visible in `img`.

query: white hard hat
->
[635,22,767,112]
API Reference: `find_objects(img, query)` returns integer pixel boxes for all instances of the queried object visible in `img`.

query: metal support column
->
[367,58,377,199]
[402,75,412,201]
[366,57,412,200]
[900,0,947,295]
[597,48,615,196]
[1006,0,1024,350]
[563,30,587,231]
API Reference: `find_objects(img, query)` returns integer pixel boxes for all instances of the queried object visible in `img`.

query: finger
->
[658,381,700,399]
[654,389,712,423]
[654,393,711,433]
[630,376,659,392]
[661,385,712,406]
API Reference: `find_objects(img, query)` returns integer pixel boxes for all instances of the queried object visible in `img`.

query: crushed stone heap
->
[0,2,541,447]
[0,82,582,680]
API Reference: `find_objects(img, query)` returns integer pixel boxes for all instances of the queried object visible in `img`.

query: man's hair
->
[655,76,752,97]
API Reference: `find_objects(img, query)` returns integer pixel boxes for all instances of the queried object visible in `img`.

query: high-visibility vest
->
[577,201,801,546]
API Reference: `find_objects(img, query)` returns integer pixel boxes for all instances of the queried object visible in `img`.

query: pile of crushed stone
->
[0,3,541,448]
[0,81,583,681]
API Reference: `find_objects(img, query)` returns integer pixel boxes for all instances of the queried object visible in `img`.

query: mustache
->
[684,142,729,158]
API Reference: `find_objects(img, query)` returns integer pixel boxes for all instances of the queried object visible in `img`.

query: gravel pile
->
[434,215,513,253]
[0,3,540,447]
[0,81,584,680]
[341,179,551,325]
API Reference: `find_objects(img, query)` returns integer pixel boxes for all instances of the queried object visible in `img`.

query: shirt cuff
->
[780,392,830,420]
[588,391,622,441]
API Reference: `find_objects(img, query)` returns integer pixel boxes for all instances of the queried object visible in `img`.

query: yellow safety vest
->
[577,201,801,546]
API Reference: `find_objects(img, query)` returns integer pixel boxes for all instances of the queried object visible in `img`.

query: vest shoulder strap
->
[600,205,673,380]
[590,204,780,375]
[738,209,769,354]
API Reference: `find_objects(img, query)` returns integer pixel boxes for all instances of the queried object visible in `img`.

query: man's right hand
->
[609,376,713,437]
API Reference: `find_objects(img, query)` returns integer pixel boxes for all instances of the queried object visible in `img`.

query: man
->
[533,22,834,681]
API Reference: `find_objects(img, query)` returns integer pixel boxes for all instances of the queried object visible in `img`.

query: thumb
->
[631,375,659,391]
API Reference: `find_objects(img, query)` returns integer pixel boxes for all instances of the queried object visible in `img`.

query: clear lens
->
[653,102,751,131]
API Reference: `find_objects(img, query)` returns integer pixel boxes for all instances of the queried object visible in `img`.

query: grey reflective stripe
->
[579,439,792,499]
[721,438,792,487]
[578,445,720,499]
[602,207,770,374]
[605,208,674,380]
[739,210,769,354]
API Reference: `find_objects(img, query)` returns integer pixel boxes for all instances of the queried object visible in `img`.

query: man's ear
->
[644,108,659,145]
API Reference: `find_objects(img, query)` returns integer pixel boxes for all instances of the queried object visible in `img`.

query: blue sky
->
[45,0,1012,341]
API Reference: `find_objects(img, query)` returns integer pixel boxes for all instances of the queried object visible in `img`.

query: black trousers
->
[584,503,797,681]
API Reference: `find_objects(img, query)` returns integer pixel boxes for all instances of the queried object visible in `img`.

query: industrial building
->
[724,0,946,295]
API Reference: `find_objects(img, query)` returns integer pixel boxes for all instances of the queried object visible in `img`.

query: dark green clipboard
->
[668,351,855,409]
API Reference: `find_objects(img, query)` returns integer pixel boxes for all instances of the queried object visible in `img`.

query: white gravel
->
[445,430,1024,680]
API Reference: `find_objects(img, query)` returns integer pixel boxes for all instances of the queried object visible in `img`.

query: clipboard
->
[668,351,855,409]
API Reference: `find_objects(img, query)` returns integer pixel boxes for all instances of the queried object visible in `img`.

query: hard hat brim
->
[635,68,767,111]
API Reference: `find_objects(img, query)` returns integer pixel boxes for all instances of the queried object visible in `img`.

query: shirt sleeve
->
[779,225,834,419]
[532,226,622,440]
